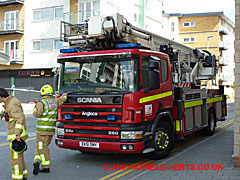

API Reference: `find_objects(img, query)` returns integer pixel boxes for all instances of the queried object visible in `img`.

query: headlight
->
[121,131,143,139]
[57,128,65,136]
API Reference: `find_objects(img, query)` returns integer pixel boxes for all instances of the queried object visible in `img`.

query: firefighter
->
[0,88,28,180]
[32,84,67,175]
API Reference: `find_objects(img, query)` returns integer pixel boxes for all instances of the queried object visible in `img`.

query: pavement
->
[124,122,238,180]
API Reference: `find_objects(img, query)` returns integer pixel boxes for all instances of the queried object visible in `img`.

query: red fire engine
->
[55,14,227,159]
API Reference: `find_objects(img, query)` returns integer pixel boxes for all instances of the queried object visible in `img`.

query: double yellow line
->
[99,159,153,180]
[217,119,234,129]
[98,119,234,180]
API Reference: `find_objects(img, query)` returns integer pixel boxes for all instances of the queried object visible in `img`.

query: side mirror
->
[54,74,59,92]
[149,60,159,70]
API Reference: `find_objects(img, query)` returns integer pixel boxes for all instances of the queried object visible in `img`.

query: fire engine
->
[55,13,227,159]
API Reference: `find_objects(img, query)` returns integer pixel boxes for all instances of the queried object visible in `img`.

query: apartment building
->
[0,0,69,102]
[67,0,164,34]
[165,12,235,98]
[0,0,164,102]
[0,0,24,69]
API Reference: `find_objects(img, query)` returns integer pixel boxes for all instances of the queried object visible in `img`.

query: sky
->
[164,0,235,23]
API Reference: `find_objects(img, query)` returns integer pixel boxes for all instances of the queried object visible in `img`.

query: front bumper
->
[55,138,144,153]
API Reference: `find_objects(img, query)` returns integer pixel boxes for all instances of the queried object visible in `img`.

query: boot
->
[33,162,40,175]
[39,168,50,173]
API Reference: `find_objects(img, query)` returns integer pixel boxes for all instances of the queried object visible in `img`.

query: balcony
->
[218,57,227,66]
[219,41,228,50]
[0,51,10,65]
[0,0,24,7]
[9,50,24,64]
[219,25,228,35]
[0,19,24,35]
[218,73,228,82]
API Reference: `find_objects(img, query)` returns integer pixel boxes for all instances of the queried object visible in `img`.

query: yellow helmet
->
[40,84,53,96]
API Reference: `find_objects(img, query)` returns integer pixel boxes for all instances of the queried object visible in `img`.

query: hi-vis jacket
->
[33,95,67,135]
[3,95,28,142]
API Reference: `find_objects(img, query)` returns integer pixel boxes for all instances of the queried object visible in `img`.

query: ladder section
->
[60,13,217,86]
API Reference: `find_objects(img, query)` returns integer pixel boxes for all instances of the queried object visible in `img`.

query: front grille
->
[60,104,122,141]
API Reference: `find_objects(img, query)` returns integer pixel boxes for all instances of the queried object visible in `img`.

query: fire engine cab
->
[55,14,227,159]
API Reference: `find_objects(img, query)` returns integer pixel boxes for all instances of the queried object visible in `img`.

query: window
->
[33,6,64,20]
[141,56,149,89]
[93,1,100,16]
[33,10,41,20]
[54,40,63,49]
[183,22,190,27]
[160,59,168,83]
[41,39,53,50]
[183,21,195,27]
[33,39,59,51]
[4,40,19,60]
[134,13,138,22]
[183,37,194,43]
[55,7,63,18]
[78,0,100,23]
[171,22,174,32]
[41,7,54,19]
[33,41,40,50]
[4,11,19,31]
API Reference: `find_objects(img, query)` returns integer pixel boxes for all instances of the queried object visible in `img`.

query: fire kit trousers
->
[10,150,28,180]
[33,134,53,169]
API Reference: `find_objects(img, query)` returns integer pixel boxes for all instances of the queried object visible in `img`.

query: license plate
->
[79,141,99,148]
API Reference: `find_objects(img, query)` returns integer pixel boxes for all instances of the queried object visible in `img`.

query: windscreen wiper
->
[98,90,125,95]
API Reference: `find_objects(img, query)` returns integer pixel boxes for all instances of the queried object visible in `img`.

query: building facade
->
[0,0,24,69]
[67,0,164,34]
[24,0,70,69]
[165,12,235,98]
[234,0,240,168]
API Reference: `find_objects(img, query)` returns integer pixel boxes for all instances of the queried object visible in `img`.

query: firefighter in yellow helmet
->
[0,87,28,180]
[32,84,67,175]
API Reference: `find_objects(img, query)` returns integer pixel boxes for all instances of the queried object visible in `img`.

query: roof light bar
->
[60,48,79,53]
[116,43,141,49]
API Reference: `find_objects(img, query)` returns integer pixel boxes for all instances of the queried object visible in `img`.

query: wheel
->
[146,121,174,160]
[205,110,216,136]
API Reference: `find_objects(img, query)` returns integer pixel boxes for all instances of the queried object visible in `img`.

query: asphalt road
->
[0,102,235,180]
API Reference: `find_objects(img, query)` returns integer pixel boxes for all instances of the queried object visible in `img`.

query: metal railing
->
[9,50,24,63]
[219,56,225,65]
[0,19,24,32]
[218,73,228,82]
[219,25,228,35]
[219,41,228,50]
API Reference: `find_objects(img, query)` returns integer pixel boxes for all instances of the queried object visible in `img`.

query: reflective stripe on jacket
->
[36,97,57,132]
[3,95,28,142]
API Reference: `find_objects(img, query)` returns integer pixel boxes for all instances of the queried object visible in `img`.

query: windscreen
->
[58,55,139,95]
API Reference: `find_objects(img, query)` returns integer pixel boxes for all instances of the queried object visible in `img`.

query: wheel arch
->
[153,112,174,132]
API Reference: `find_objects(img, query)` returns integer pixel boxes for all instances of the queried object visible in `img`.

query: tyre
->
[146,121,174,160]
[205,110,216,136]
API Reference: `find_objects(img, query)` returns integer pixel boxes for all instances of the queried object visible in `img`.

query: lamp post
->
[207,35,214,51]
